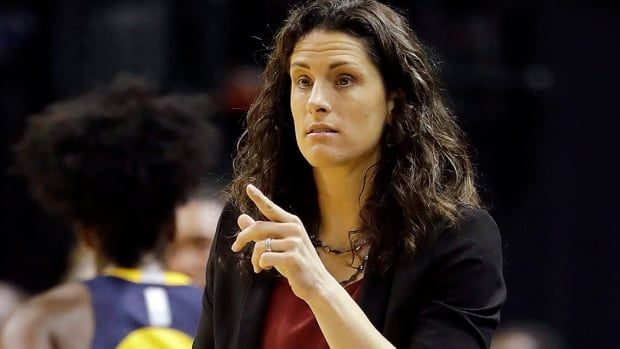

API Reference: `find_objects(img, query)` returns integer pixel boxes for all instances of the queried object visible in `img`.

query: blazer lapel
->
[236,272,277,349]
[357,252,395,332]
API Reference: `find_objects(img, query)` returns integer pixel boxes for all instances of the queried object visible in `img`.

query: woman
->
[193,1,506,348]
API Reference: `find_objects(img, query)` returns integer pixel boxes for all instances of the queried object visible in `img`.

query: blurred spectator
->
[492,323,566,349]
[166,195,224,288]
[1,77,219,348]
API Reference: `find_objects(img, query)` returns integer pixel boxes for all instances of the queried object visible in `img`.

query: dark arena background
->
[1,1,618,348]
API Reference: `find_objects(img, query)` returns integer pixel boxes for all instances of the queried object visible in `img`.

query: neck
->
[96,252,164,274]
[313,158,378,247]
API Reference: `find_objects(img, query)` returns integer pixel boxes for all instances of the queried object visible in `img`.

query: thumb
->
[237,214,255,230]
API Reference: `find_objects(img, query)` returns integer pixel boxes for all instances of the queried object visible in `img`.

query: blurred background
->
[0,0,618,348]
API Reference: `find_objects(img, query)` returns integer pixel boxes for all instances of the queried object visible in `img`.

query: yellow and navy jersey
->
[84,267,202,349]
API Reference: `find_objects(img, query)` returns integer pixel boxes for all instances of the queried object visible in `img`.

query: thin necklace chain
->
[311,236,369,254]
[339,255,369,287]
[310,229,370,287]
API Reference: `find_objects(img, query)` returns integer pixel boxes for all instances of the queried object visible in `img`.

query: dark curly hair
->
[229,0,481,270]
[15,78,219,267]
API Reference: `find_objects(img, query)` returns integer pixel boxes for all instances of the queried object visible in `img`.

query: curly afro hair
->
[14,78,219,267]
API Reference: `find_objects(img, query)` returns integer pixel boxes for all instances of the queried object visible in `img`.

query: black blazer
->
[193,205,506,349]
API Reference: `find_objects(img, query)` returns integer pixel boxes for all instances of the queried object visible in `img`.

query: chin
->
[300,148,347,168]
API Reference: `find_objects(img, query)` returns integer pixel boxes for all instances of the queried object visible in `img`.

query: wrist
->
[304,272,341,307]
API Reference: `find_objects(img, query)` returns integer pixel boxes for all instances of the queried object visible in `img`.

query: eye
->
[295,75,313,88]
[335,74,354,87]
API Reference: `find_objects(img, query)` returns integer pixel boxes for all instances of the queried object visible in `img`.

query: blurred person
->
[166,196,224,288]
[2,78,217,349]
[491,323,565,349]
[193,1,506,348]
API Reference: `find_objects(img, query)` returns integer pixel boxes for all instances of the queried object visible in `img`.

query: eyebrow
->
[290,60,356,70]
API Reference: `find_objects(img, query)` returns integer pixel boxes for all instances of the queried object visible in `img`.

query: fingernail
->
[247,184,258,194]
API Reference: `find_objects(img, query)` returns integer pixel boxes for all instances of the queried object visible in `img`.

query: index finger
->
[246,184,297,223]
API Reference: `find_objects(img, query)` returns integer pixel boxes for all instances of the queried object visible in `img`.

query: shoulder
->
[216,201,240,232]
[212,201,242,258]
[414,207,505,306]
[388,208,506,349]
[453,207,499,238]
[1,282,92,348]
[426,207,502,263]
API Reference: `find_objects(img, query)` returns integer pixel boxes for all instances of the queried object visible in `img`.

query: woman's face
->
[289,29,392,170]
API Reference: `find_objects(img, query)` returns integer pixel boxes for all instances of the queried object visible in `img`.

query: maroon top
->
[260,278,363,349]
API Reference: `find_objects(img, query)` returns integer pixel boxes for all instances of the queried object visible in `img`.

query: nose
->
[306,81,331,116]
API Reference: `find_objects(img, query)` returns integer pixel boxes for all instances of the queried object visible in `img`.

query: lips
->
[306,123,338,134]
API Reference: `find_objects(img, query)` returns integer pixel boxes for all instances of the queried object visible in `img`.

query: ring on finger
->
[265,237,273,252]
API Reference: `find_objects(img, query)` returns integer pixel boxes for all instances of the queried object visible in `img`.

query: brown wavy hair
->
[229,0,481,270]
